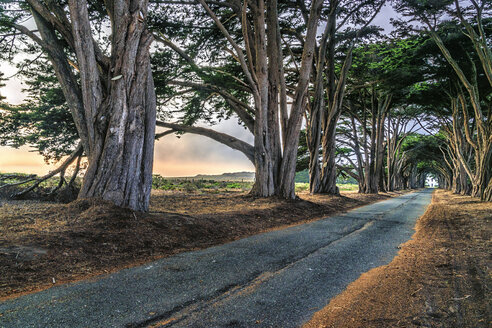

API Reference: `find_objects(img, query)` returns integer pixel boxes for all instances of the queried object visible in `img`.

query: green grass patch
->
[295,183,309,192]
[152,174,253,192]
[337,183,359,191]
[295,182,359,193]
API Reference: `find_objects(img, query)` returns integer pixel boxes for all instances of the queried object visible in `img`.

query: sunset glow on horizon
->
[0,142,254,177]
[0,146,54,175]
[0,66,255,177]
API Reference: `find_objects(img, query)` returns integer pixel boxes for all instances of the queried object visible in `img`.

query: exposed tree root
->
[482,177,492,202]
[0,144,83,199]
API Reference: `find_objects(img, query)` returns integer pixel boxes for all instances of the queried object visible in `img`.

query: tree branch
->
[156,121,255,162]
[4,144,84,198]
[197,0,258,94]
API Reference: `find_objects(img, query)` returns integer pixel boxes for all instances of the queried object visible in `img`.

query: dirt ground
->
[0,189,401,300]
[304,189,491,328]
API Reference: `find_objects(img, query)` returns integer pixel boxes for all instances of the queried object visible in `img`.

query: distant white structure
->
[426,177,437,188]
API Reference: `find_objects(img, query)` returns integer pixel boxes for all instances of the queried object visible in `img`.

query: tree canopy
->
[0,0,490,207]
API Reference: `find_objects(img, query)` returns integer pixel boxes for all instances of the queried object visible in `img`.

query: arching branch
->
[156,121,255,163]
[336,165,360,182]
[197,0,258,94]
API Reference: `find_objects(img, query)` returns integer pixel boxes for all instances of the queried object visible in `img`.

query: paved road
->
[0,189,433,328]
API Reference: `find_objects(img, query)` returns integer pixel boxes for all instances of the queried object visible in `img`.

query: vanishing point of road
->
[0,189,433,328]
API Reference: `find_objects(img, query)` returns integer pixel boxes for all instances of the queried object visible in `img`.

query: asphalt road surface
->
[0,189,433,328]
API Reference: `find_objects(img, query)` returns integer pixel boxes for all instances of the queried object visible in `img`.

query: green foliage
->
[295,169,309,183]
[350,35,430,104]
[149,3,251,128]
[399,133,448,176]
[394,0,454,21]
[226,182,242,189]
[0,59,79,161]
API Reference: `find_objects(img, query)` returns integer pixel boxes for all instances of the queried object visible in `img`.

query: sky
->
[0,4,398,177]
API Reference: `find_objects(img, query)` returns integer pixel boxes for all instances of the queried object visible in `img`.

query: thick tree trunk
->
[199,0,322,200]
[481,147,492,201]
[31,0,156,211]
[317,123,339,194]
[451,162,461,194]
[307,3,334,195]
[70,0,156,212]
[476,145,492,201]
[307,0,363,196]
[483,177,492,202]
[250,0,276,198]
[409,165,418,189]
[361,93,390,194]
[79,67,156,211]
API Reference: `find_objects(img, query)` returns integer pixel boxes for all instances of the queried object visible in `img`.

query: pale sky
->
[0,4,397,177]
[0,59,255,176]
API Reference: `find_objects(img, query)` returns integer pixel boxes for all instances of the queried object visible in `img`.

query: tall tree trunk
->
[306,5,333,194]
[308,2,336,194]
[250,0,276,197]
[312,52,353,194]
[318,116,340,194]
[475,143,492,201]
[277,0,323,199]
[31,0,156,211]
[199,0,322,199]
[311,13,354,195]
[70,0,156,211]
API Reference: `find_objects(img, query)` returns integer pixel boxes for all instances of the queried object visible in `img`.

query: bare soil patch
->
[0,189,403,300]
[304,189,491,328]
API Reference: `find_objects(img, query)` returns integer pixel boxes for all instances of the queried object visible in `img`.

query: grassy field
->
[337,183,359,191]
[0,173,62,191]
[152,174,253,192]
[0,172,359,195]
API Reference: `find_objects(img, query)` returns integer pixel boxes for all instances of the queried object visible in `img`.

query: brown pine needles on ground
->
[304,190,491,328]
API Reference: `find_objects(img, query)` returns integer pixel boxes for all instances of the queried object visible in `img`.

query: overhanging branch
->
[156,121,255,163]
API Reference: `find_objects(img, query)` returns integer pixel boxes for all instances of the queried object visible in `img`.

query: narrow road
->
[0,189,433,328]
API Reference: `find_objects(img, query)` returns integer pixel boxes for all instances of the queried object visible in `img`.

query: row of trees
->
[0,0,490,212]
[398,0,491,200]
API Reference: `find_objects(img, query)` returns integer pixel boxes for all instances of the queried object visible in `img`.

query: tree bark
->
[70,0,156,212]
[28,0,157,211]
[277,0,323,199]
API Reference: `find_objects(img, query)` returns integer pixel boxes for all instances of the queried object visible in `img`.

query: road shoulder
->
[303,189,491,328]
